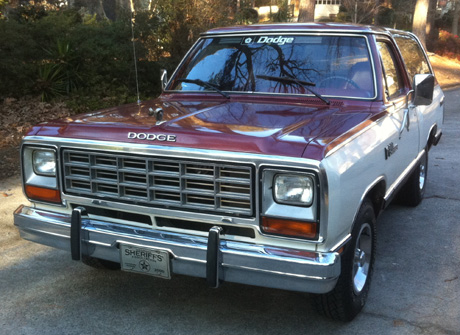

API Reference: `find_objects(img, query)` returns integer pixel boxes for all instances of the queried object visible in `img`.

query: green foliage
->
[141,0,234,66]
[0,0,7,19]
[0,1,234,109]
[269,0,293,23]
[376,6,395,26]
[36,63,67,101]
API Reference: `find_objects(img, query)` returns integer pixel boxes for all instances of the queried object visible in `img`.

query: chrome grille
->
[62,149,254,216]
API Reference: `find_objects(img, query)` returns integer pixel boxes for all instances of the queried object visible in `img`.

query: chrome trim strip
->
[330,233,352,252]
[22,136,321,168]
[222,264,329,280]
[201,28,390,37]
[83,240,112,247]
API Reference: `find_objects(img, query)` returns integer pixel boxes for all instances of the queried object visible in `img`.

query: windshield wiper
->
[176,78,230,99]
[256,75,330,105]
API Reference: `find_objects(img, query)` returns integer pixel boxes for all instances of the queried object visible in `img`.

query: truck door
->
[377,40,419,188]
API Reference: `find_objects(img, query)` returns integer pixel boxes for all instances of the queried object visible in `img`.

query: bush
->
[0,1,235,110]
[0,9,160,107]
[435,30,460,61]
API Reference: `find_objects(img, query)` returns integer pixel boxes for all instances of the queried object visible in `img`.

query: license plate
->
[120,244,171,279]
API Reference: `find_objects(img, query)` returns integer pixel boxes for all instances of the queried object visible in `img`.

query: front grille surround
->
[62,149,254,217]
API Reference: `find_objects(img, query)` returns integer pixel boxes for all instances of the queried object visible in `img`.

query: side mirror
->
[413,74,434,106]
[160,69,168,91]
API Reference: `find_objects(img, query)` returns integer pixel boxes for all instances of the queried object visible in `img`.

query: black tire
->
[82,256,120,270]
[313,199,376,321]
[397,151,428,207]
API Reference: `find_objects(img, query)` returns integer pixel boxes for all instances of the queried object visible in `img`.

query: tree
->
[297,0,315,22]
[340,0,382,24]
[425,0,438,51]
[412,0,429,47]
[453,0,460,36]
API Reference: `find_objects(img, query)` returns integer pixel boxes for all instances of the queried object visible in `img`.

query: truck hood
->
[32,95,376,160]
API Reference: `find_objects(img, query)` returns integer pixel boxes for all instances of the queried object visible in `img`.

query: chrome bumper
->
[14,205,340,294]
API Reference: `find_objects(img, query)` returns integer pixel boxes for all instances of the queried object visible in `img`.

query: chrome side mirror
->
[413,74,434,106]
[160,69,168,91]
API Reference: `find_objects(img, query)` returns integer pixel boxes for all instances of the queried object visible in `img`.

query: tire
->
[82,256,120,270]
[397,151,428,207]
[313,199,376,321]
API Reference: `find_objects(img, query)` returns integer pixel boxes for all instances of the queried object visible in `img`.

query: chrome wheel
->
[352,223,372,295]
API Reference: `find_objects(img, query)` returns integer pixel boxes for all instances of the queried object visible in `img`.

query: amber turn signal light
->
[25,185,61,204]
[262,217,317,239]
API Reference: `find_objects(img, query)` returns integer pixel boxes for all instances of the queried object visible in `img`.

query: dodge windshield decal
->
[241,36,294,46]
[128,132,176,142]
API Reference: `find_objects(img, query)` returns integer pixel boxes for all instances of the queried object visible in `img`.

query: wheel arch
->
[426,124,438,151]
[352,177,386,228]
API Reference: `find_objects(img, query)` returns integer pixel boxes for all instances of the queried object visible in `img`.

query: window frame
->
[376,39,406,101]
[392,33,433,87]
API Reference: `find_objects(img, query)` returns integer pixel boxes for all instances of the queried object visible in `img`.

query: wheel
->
[82,256,120,270]
[317,76,360,90]
[396,151,428,207]
[313,198,376,321]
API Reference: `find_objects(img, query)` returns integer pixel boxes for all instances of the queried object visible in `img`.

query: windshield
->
[168,34,375,99]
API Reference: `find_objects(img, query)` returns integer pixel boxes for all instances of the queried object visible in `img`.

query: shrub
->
[435,30,460,61]
[0,1,235,109]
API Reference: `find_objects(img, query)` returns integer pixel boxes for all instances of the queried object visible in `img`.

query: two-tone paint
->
[14,23,444,294]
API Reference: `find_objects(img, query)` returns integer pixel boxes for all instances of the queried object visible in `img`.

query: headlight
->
[33,150,56,176]
[274,174,314,206]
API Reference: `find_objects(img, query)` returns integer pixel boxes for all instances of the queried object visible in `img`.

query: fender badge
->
[385,142,398,160]
[128,132,176,142]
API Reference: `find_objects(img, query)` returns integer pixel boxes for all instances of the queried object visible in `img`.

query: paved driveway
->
[1,89,459,335]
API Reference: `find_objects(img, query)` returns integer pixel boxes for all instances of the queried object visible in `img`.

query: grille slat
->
[63,149,253,216]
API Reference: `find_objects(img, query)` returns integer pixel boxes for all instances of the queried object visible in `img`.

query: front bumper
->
[14,205,340,294]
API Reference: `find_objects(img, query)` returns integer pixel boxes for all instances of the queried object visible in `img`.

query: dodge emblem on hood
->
[128,132,176,142]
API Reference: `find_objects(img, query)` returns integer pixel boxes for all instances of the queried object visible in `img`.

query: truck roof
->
[201,22,391,36]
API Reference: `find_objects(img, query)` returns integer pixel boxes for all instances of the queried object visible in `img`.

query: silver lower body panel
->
[14,205,340,294]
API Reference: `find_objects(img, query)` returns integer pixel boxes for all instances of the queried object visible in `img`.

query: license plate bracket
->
[120,244,171,279]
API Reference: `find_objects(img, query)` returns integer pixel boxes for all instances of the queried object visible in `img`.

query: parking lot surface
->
[1,89,459,335]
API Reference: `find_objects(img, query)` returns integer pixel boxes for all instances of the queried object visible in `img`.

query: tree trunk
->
[412,0,429,48]
[297,0,315,22]
[453,0,460,36]
[425,0,438,51]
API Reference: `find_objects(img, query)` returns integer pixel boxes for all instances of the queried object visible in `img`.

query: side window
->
[393,35,431,84]
[377,41,403,99]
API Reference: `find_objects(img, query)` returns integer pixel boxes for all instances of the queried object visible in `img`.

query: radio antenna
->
[130,0,141,105]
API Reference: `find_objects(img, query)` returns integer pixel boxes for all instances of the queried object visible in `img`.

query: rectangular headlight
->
[33,150,56,176]
[274,174,314,206]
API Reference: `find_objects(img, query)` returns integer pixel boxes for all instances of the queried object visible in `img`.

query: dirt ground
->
[1,54,460,182]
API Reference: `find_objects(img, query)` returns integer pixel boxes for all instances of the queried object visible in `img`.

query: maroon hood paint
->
[32,94,377,160]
